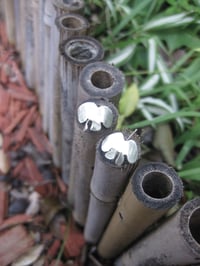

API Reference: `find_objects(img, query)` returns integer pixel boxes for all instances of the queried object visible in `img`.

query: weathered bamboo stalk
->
[42,1,84,132]
[84,131,141,244]
[23,0,36,89]
[48,14,89,167]
[3,0,15,45]
[54,0,84,13]
[42,0,56,132]
[97,162,183,259]
[32,0,44,95]
[70,99,118,226]
[13,0,21,52]
[77,61,125,106]
[68,62,125,207]
[115,197,200,266]
[59,36,104,183]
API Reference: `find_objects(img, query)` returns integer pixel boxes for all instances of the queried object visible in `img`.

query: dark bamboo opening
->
[91,71,114,89]
[189,208,200,244]
[142,172,173,199]
[67,41,97,61]
[61,17,83,29]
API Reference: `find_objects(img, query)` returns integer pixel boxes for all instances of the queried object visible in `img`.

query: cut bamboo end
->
[132,162,183,210]
[78,61,125,105]
[97,162,183,259]
[56,13,89,37]
[115,198,200,266]
[54,0,84,13]
[60,36,104,66]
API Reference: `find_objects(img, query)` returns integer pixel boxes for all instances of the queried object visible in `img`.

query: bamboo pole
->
[68,60,125,206]
[18,0,26,69]
[77,61,125,106]
[43,0,84,133]
[70,99,118,226]
[23,0,36,89]
[48,14,89,167]
[42,0,56,132]
[59,36,104,183]
[115,197,200,266]
[97,162,183,259]
[32,0,44,95]
[3,0,15,45]
[13,0,22,52]
[84,131,141,244]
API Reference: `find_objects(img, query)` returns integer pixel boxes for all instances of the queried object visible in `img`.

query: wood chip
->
[0,182,8,224]
[0,225,34,266]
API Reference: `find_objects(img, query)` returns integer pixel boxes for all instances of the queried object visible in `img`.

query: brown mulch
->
[0,20,84,266]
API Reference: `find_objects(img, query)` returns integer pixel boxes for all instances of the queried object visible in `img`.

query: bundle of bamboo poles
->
[1,1,200,265]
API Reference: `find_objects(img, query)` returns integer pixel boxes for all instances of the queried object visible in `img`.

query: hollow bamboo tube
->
[3,0,15,45]
[68,61,125,205]
[70,99,118,226]
[59,36,104,183]
[48,14,89,167]
[115,197,200,266]
[77,61,125,106]
[54,0,84,13]
[97,162,183,259]
[84,131,141,244]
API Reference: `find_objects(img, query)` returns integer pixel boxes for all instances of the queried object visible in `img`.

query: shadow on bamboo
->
[115,197,200,266]
[97,162,183,259]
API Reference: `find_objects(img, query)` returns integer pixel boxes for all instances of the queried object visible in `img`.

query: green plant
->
[84,0,200,193]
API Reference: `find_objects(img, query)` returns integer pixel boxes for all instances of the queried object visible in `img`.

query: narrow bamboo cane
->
[23,0,36,89]
[42,0,56,132]
[97,162,183,259]
[18,0,26,70]
[59,36,104,183]
[13,0,22,52]
[84,131,141,244]
[32,0,43,95]
[3,0,15,45]
[77,61,125,106]
[48,14,89,167]
[70,99,118,226]
[115,197,200,266]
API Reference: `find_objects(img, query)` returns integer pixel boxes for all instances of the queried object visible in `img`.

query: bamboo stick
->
[43,0,84,133]
[13,0,22,52]
[3,0,15,45]
[32,0,44,95]
[84,131,141,244]
[70,99,118,226]
[49,14,89,167]
[115,197,200,266]
[97,162,183,259]
[77,61,125,106]
[23,0,36,89]
[59,36,104,183]
[42,0,56,132]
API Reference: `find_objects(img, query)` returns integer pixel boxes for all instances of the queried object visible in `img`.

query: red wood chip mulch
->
[0,20,84,266]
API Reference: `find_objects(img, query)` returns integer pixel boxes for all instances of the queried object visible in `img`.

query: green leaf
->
[119,83,139,118]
